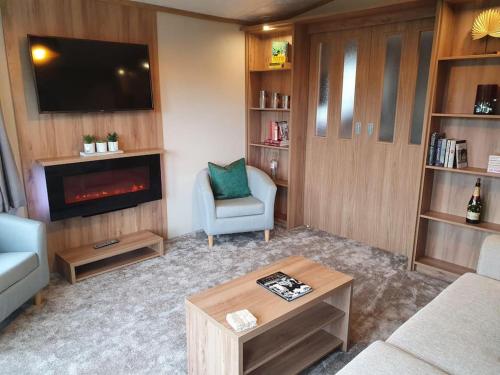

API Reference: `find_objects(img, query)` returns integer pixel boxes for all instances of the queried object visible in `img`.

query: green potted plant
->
[82,134,96,154]
[107,132,119,152]
[96,138,108,153]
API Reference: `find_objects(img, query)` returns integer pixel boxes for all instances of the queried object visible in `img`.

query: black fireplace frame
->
[44,154,162,221]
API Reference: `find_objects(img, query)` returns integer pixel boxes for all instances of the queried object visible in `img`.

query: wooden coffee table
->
[185,256,353,375]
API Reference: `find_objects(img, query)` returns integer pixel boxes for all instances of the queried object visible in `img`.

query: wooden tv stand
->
[56,230,164,284]
[186,256,353,374]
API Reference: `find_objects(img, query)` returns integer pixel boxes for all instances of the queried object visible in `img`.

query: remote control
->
[93,239,120,249]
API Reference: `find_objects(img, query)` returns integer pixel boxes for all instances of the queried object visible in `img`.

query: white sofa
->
[338,235,500,375]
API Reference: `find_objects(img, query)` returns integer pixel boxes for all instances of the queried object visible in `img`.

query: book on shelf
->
[427,132,440,165]
[269,41,289,68]
[256,271,312,302]
[264,121,289,147]
[455,140,468,169]
[446,139,456,168]
[427,134,468,169]
[487,154,500,174]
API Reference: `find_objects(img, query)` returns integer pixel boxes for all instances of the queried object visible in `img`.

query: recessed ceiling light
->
[263,25,275,31]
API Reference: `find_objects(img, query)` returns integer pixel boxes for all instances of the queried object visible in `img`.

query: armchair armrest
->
[477,235,500,281]
[246,166,277,218]
[194,169,216,231]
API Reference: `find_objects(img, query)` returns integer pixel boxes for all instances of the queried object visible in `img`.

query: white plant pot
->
[96,142,108,153]
[83,143,96,154]
[107,141,119,152]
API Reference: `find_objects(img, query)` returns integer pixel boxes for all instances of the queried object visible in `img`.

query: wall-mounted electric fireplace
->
[44,155,162,221]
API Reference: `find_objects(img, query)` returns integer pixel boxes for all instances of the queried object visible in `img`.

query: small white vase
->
[83,143,96,154]
[96,142,108,153]
[107,141,119,152]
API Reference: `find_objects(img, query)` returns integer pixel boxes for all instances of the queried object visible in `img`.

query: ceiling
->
[132,0,334,23]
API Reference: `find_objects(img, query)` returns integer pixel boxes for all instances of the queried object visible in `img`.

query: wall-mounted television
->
[28,35,154,113]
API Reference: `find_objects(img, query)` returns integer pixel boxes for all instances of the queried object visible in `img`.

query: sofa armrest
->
[0,213,46,253]
[477,235,500,281]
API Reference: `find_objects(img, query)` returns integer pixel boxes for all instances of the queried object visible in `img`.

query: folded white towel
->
[226,309,257,332]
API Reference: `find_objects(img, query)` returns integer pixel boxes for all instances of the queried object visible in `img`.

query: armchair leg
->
[34,291,43,306]
[265,230,270,242]
[208,235,214,248]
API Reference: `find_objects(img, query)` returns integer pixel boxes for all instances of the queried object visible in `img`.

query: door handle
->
[367,123,374,136]
[355,122,362,135]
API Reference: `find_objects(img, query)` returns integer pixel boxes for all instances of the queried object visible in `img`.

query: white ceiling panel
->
[133,0,332,23]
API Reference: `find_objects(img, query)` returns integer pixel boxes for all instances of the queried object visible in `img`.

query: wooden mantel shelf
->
[36,148,165,167]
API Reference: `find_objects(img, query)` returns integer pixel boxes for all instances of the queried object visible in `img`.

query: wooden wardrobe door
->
[358,18,434,256]
[304,29,371,239]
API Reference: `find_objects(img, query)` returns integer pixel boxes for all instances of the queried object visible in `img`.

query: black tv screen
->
[28,35,153,113]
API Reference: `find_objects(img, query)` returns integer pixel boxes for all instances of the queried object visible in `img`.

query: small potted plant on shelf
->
[83,134,96,154]
[96,138,108,153]
[107,132,119,152]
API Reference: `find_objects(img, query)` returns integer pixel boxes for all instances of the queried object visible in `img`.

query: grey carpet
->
[0,227,449,374]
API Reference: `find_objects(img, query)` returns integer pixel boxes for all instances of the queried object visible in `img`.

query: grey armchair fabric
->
[194,166,277,246]
[0,213,49,322]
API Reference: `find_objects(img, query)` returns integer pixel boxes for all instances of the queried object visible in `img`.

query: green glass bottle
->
[466,178,482,224]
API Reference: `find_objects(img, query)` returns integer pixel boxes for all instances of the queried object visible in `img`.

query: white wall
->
[157,13,246,238]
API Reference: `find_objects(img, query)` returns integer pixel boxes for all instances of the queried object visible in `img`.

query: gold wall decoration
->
[472,9,500,40]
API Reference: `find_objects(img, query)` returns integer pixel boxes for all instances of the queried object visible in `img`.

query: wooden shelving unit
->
[412,0,500,281]
[245,24,309,228]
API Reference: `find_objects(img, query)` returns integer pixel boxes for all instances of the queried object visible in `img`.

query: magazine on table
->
[256,271,312,302]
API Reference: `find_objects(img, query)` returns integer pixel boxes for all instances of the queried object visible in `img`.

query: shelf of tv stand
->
[425,165,500,178]
[420,211,500,235]
[431,113,500,120]
[55,230,164,284]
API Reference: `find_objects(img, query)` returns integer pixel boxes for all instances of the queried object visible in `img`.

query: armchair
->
[194,166,277,247]
[0,214,49,322]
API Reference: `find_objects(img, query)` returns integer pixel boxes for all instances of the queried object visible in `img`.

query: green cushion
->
[208,158,251,200]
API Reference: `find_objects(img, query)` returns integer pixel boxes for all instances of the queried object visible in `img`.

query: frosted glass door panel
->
[379,35,402,143]
[340,40,358,139]
[315,42,332,137]
[410,31,433,145]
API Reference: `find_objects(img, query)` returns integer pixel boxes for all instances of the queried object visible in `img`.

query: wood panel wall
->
[1,0,167,268]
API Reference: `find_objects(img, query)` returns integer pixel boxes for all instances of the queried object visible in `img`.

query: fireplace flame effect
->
[66,184,146,204]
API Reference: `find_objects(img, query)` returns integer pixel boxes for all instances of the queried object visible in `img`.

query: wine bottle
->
[466,178,482,224]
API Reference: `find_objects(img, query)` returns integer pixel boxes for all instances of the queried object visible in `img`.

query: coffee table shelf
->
[243,302,344,373]
[186,256,353,375]
[248,330,342,375]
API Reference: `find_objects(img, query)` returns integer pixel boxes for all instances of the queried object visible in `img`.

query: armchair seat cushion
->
[215,196,264,218]
[0,252,38,293]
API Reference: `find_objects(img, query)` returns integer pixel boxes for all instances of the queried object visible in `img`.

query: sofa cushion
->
[0,252,39,293]
[337,341,447,375]
[208,158,251,200]
[387,273,500,375]
[215,196,264,218]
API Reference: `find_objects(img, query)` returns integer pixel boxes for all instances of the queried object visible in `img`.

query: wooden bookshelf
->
[412,0,500,281]
[425,165,500,178]
[245,24,309,228]
[249,107,291,112]
[249,142,289,151]
[431,113,500,120]
[438,53,500,61]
